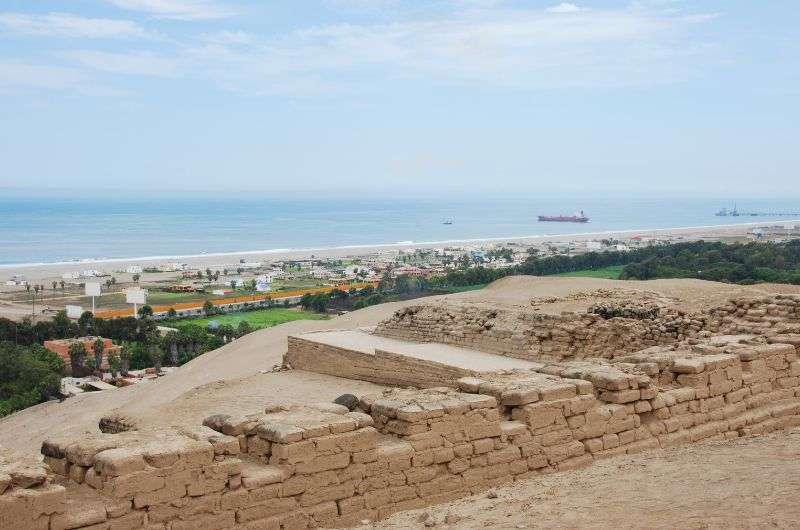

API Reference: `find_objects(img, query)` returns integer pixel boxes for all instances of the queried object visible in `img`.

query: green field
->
[435,284,488,293]
[553,265,625,279]
[171,308,328,330]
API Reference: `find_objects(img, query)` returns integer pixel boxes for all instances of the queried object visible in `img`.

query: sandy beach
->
[1,220,792,283]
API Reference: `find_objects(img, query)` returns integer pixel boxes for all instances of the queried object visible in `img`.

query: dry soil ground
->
[371,428,800,530]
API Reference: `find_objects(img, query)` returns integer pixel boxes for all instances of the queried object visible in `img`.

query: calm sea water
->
[1,195,799,266]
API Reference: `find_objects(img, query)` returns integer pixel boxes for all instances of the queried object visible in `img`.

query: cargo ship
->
[538,210,589,223]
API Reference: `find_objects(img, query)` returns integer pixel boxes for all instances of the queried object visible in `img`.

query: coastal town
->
[2,222,799,322]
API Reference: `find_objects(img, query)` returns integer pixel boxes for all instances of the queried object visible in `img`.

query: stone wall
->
[4,336,800,529]
[285,336,475,388]
[374,295,800,361]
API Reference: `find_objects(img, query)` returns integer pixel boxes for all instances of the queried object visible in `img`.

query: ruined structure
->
[4,290,800,529]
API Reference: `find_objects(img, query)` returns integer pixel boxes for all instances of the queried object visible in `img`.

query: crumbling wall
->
[285,335,476,388]
[374,295,800,361]
[4,338,800,529]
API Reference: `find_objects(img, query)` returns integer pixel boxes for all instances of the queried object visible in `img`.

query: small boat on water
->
[538,210,589,223]
[442,219,453,225]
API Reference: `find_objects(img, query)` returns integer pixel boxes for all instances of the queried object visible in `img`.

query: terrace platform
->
[285,328,539,388]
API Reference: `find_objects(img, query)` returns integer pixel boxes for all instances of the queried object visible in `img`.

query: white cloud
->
[63,50,179,77]
[545,3,583,14]
[0,61,83,90]
[200,30,254,45]
[0,12,153,39]
[105,0,237,21]
[186,6,715,94]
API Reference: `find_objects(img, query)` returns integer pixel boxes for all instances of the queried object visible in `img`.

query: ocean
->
[1,195,799,267]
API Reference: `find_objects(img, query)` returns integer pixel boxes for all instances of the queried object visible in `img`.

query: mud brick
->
[583,438,603,453]
[600,389,640,404]
[299,480,356,507]
[270,440,317,463]
[236,498,298,523]
[672,358,706,374]
[294,452,350,474]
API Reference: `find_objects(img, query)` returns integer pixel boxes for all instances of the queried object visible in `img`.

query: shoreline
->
[1,219,796,282]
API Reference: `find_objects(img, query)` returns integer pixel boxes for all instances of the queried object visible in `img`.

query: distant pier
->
[715,207,800,218]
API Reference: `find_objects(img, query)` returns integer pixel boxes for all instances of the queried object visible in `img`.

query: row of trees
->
[0,342,63,417]
[430,240,800,288]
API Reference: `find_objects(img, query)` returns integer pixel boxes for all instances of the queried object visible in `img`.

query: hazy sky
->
[0,1,798,197]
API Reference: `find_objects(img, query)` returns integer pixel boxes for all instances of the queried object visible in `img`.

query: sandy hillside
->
[3,276,800,458]
[448,275,800,314]
[370,428,800,529]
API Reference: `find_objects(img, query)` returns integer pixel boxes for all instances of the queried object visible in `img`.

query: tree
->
[0,343,63,417]
[52,311,71,338]
[203,300,215,316]
[31,284,41,315]
[52,281,57,291]
[78,311,95,334]
[132,273,140,283]
[68,342,87,376]
[149,343,164,373]
[236,321,252,337]
[84,355,97,374]
[93,338,105,371]
[107,351,121,378]
[138,305,153,318]
[119,344,131,374]
[59,280,65,291]
[230,280,237,291]
[299,293,313,310]
[214,271,220,282]
[310,293,329,313]
[166,307,177,319]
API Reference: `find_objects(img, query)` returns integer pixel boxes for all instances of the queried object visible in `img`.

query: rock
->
[487,489,499,499]
[444,513,462,524]
[334,393,360,411]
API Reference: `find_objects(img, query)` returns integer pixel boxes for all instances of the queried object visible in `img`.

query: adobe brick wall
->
[373,295,800,362]
[3,336,800,529]
[285,336,475,388]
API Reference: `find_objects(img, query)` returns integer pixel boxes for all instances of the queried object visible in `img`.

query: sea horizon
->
[2,195,800,268]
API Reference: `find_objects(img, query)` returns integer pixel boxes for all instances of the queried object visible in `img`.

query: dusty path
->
[372,428,800,530]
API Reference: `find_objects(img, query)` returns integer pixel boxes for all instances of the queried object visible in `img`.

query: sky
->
[0,0,798,197]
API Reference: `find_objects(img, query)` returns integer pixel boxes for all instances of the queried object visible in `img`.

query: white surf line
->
[1,219,798,270]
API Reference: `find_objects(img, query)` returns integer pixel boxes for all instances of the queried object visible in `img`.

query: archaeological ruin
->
[4,286,800,529]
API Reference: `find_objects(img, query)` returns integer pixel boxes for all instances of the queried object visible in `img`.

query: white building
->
[586,241,603,252]
[126,265,143,274]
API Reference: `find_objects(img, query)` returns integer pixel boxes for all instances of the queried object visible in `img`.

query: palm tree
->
[59,280,65,291]
[52,281,57,292]
[132,273,140,283]
[32,284,40,315]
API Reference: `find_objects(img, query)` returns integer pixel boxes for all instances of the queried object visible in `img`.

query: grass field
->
[435,284,488,293]
[553,265,625,280]
[171,308,328,330]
